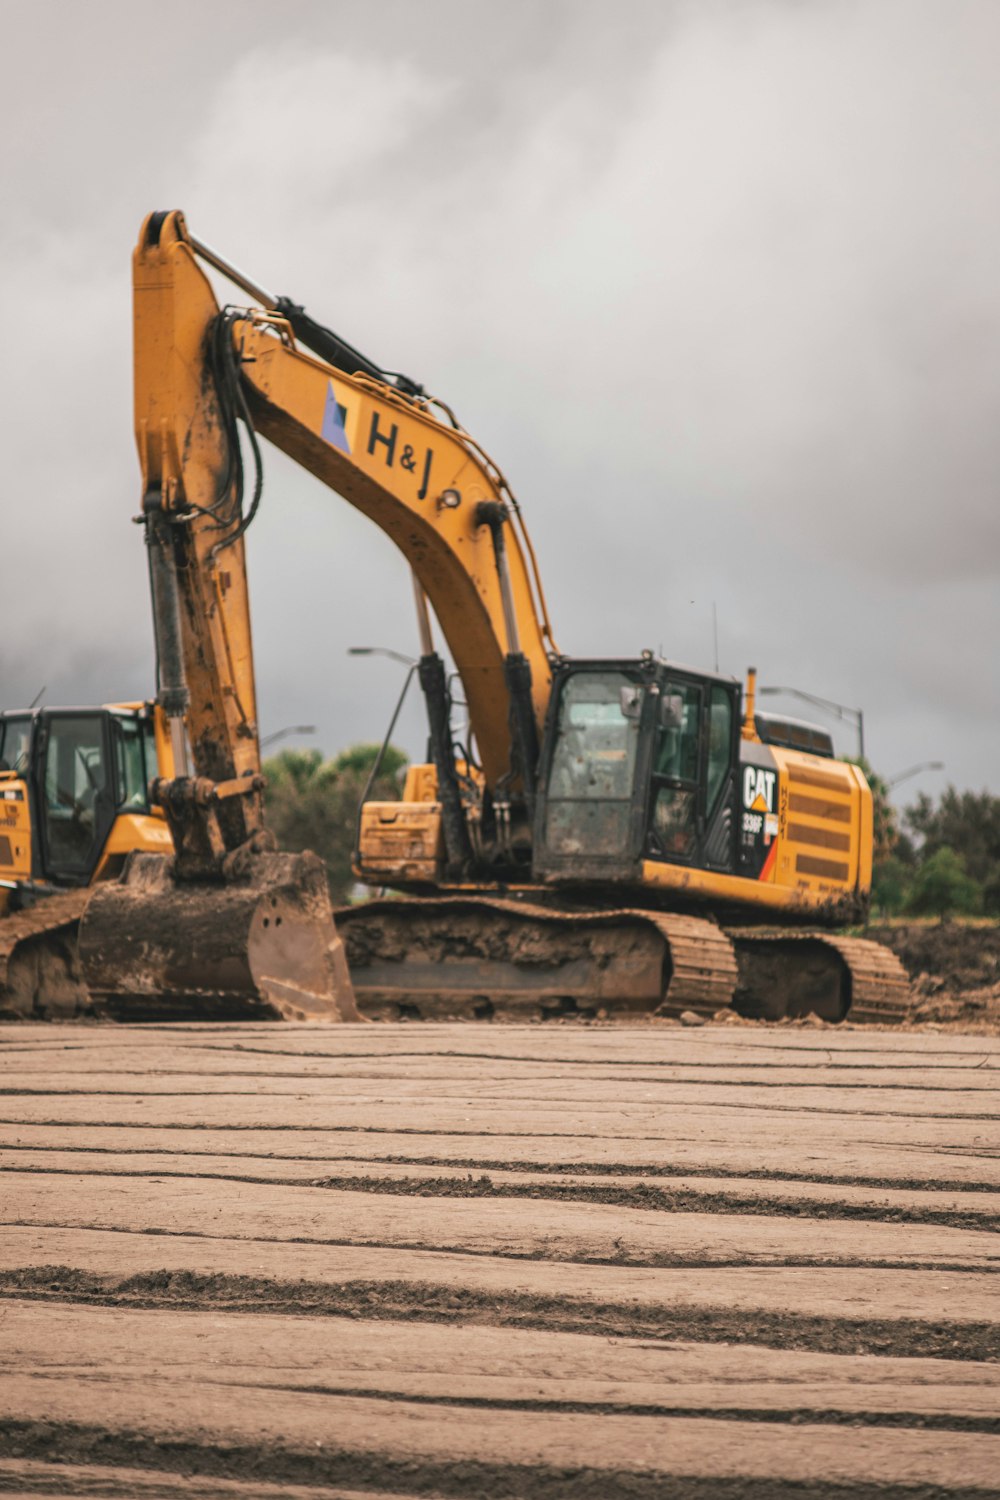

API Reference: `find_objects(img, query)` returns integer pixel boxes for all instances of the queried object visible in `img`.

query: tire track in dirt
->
[2,1267,996,1363]
[3,1159,997,1231]
[2,1021,997,1497]
[3,1421,998,1500]
[6,1133,999,1194]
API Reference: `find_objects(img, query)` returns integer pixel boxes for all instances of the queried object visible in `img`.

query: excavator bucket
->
[78,850,361,1022]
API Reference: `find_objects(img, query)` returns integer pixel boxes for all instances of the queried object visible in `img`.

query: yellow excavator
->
[0,701,175,1016]
[72,209,909,1026]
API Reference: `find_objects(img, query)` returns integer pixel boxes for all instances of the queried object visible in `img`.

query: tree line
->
[858,761,999,919]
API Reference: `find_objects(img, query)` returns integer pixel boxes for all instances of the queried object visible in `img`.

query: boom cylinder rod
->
[145,507,190,776]
[418,653,473,877]
[475,501,522,657]
[412,572,435,656]
[189,234,277,311]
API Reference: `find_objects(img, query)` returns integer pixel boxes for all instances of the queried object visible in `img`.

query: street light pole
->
[346,646,420,864]
[887,760,944,790]
[758,685,865,760]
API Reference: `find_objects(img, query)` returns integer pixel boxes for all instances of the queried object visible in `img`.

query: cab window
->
[706,686,732,813]
[649,682,701,859]
[0,716,31,775]
[41,715,109,873]
[113,716,151,809]
[548,672,641,801]
[544,671,642,858]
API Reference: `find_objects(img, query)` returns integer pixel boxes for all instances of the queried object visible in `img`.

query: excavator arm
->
[132,209,265,870]
[76,213,362,1020]
[240,311,556,783]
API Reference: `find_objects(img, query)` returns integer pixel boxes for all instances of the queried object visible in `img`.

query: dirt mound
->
[866,921,1000,1030]
[869,920,1000,992]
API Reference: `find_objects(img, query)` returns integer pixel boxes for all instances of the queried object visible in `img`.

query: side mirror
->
[619,686,643,720]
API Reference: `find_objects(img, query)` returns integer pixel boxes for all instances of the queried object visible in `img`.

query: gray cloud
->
[2,0,997,802]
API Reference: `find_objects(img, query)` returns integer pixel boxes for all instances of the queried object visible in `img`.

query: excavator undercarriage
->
[338,897,911,1025]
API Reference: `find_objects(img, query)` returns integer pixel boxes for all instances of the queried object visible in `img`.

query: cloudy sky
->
[2,0,997,800]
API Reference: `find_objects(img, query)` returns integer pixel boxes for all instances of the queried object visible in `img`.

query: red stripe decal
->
[758,839,778,882]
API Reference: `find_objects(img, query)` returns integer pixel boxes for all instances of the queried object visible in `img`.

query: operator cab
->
[0,706,159,887]
[533,658,740,886]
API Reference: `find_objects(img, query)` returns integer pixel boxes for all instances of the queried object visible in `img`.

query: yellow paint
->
[133,211,262,815]
[93,811,174,880]
[0,775,32,882]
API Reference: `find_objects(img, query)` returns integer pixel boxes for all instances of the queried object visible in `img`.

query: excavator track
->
[338,897,738,1021]
[338,898,913,1025]
[726,926,913,1025]
[0,889,92,1020]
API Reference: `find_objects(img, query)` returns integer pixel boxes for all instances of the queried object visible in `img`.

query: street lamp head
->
[347,646,419,667]
[886,760,945,789]
[259,724,317,749]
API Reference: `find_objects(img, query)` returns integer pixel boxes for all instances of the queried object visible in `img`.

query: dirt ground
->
[1,1019,998,1497]
[865,921,1000,1032]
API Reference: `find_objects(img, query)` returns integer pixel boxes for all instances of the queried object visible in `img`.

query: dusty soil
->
[865,921,1000,1031]
[1,1022,999,1496]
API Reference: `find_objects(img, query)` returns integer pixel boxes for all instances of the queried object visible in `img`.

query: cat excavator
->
[77,210,909,1024]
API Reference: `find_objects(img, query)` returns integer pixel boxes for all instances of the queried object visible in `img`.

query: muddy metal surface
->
[1,1022,998,1498]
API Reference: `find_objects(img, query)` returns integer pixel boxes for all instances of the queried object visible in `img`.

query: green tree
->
[263,743,407,902]
[871,854,911,917]
[905,847,983,918]
[904,788,1000,911]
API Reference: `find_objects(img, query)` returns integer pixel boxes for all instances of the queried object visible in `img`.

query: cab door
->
[645,677,738,874]
[35,712,118,884]
[534,668,648,881]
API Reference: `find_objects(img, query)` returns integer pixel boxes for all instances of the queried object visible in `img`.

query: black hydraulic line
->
[183,228,424,397]
[503,651,539,816]
[273,297,424,398]
[418,652,474,877]
[474,500,540,816]
[353,662,418,868]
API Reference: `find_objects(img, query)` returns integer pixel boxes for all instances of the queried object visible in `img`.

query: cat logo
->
[743,766,776,813]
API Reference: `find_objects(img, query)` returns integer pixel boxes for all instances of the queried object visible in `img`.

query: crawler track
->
[728,927,913,1024]
[0,890,90,1019]
[338,897,911,1024]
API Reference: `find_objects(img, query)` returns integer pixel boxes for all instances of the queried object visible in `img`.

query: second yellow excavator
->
[0,701,175,1017]
[80,212,909,1025]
